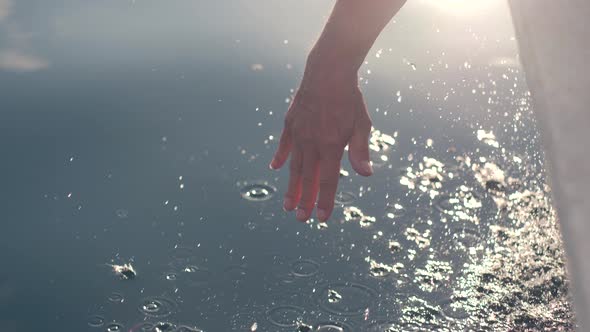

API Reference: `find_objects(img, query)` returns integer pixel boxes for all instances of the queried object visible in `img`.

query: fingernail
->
[269,158,277,170]
[361,161,373,175]
[283,198,293,211]
[317,209,328,221]
[296,208,306,221]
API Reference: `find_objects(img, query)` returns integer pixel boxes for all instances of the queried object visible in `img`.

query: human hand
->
[269,61,373,223]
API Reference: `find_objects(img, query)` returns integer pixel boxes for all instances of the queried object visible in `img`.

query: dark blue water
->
[0,0,574,331]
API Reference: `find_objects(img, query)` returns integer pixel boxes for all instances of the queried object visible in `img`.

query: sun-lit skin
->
[270,0,407,222]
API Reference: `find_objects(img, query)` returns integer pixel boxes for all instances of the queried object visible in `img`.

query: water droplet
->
[343,206,364,221]
[318,283,377,316]
[328,289,343,303]
[165,272,178,281]
[88,315,105,327]
[240,182,276,201]
[266,305,305,327]
[109,263,136,280]
[291,259,320,277]
[389,240,402,253]
[138,297,176,318]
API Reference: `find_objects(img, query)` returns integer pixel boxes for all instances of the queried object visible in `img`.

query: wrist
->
[301,47,360,96]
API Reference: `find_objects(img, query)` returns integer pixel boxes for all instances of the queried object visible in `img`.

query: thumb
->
[348,114,373,177]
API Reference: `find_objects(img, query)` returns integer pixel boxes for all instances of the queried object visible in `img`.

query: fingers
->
[296,148,320,222]
[284,146,303,211]
[316,151,342,222]
[348,101,373,177]
[270,127,292,170]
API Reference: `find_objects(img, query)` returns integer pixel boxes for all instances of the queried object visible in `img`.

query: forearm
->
[304,0,407,83]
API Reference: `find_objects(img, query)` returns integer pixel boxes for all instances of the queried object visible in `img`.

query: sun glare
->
[425,0,496,15]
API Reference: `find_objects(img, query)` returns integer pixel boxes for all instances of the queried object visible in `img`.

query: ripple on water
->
[151,322,176,332]
[334,191,356,205]
[108,292,124,303]
[240,181,276,202]
[315,321,354,331]
[369,151,389,168]
[138,297,177,318]
[175,326,205,332]
[115,209,128,218]
[165,272,178,281]
[128,322,154,332]
[435,194,457,214]
[169,246,195,260]
[230,305,266,331]
[318,282,377,316]
[291,259,320,277]
[363,320,401,332]
[266,305,305,327]
[222,265,249,283]
[105,323,124,332]
[88,315,105,327]
[182,265,212,287]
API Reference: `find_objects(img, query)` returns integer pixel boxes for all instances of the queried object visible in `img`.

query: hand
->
[269,61,373,223]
